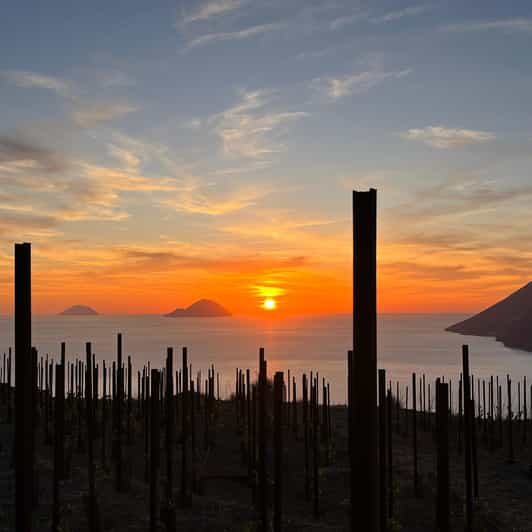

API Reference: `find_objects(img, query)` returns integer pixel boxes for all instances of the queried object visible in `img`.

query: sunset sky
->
[1,1,532,316]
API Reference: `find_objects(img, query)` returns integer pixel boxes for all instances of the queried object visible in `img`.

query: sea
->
[0,313,530,409]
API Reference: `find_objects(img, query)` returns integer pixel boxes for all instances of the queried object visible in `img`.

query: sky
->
[1,0,532,316]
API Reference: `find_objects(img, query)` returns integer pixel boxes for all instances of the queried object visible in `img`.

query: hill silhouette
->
[446,281,532,351]
[164,299,231,318]
[60,304,99,316]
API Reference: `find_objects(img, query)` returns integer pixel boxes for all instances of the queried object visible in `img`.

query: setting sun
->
[263,298,277,310]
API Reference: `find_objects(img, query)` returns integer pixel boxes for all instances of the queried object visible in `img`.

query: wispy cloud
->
[442,18,532,33]
[314,67,412,100]
[185,21,284,49]
[400,126,495,148]
[3,70,71,96]
[371,4,430,24]
[0,134,68,173]
[71,102,138,128]
[161,180,271,215]
[210,89,307,159]
[183,0,246,23]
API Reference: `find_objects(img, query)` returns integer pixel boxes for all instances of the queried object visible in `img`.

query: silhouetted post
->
[458,376,463,455]
[471,399,479,498]
[462,345,473,532]
[102,360,107,467]
[312,379,319,520]
[144,369,150,483]
[15,242,33,532]
[247,368,252,477]
[115,333,124,491]
[180,347,189,505]
[165,348,175,529]
[412,372,419,496]
[378,369,387,531]
[150,370,161,532]
[52,363,65,532]
[86,342,97,532]
[423,374,426,431]
[190,380,197,493]
[351,189,378,532]
[436,381,449,532]
[7,347,12,423]
[303,373,310,501]
[127,355,132,444]
[293,377,298,436]
[258,347,268,531]
[386,388,393,519]
[523,375,527,445]
[507,375,514,463]
[273,372,284,532]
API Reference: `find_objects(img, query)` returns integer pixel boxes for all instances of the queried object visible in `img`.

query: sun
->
[263,298,277,310]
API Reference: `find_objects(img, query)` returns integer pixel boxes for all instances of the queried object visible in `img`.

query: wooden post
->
[86,342,97,532]
[436,381,449,532]
[507,375,514,463]
[312,378,319,520]
[150,370,161,532]
[127,355,132,444]
[471,399,479,498]
[247,368,252,478]
[116,333,123,491]
[15,242,33,532]
[386,388,393,520]
[412,372,419,496]
[52,363,65,532]
[258,347,268,531]
[273,372,284,532]
[378,369,386,531]
[180,347,189,505]
[303,373,310,501]
[351,189,378,532]
[462,345,473,532]
[165,348,175,529]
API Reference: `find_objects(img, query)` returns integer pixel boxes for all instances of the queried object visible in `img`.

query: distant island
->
[60,305,99,316]
[446,281,532,352]
[164,299,231,318]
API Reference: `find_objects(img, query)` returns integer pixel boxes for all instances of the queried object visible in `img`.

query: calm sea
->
[0,314,530,407]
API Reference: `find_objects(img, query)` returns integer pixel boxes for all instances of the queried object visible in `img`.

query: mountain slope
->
[446,282,532,351]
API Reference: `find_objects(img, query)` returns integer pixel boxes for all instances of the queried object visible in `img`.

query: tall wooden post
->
[15,242,33,532]
[413,372,419,496]
[378,369,387,531]
[273,372,284,532]
[52,363,65,532]
[258,347,268,531]
[436,381,449,532]
[351,189,378,531]
[116,333,123,491]
[86,342,97,532]
[150,370,161,532]
[462,345,473,532]
[180,347,189,505]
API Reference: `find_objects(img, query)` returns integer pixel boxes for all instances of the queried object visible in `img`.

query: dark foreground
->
[1,391,532,531]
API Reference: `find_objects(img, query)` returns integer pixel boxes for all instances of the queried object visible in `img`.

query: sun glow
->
[263,298,276,310]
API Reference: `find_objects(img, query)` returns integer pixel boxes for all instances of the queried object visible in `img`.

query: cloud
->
[210,89,307,159]
[186,21,284,49]
[183,0,246,23]
[71,102,138,127]
[161,180,271,215]
[442,18,532,33]
[314,67,412,100]
[3,70,71,96]
[0,135,68,173]
[400,126,495,148]
[370,4,430,24]
[329,11,366,31]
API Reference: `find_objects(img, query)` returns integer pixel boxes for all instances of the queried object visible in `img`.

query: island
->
[164,299,231,318]
[60,305,99,316]
[446,281,532,352]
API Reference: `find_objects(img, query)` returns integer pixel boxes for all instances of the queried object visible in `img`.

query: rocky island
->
[59,305,99,316]
[164,299,231,318]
